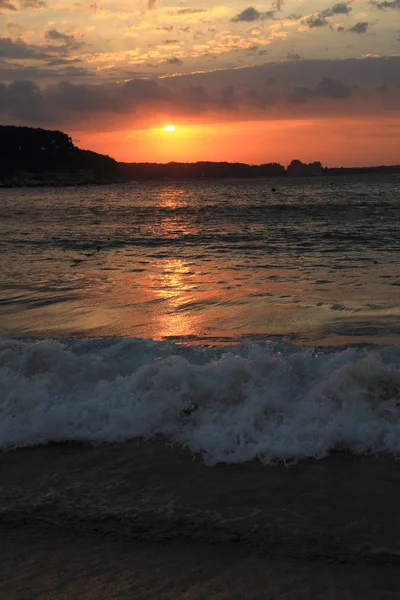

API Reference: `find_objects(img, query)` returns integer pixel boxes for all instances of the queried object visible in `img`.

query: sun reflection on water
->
[153,258,201,338]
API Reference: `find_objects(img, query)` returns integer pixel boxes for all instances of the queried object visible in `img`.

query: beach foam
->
[1,338,400,464]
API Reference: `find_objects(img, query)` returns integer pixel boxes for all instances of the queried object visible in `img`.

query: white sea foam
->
[1,338,400,464]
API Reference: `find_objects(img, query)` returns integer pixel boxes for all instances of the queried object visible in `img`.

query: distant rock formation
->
[287,159,323,177]
[0,126,119,187]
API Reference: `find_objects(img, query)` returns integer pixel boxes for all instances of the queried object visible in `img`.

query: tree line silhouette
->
[1,125,399,186]
[0,126,118,184]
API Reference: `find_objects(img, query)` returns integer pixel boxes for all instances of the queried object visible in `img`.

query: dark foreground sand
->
[2,524,400,600]
[2,440,400,598]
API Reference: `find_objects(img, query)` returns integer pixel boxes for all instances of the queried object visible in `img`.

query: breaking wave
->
[2,337,400,465]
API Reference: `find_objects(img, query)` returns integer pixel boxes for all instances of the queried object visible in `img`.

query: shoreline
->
[2,439,400,562]
[3,524,400,600]
[2,170,400,189]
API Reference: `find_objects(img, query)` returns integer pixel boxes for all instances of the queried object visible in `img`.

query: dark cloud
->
[288,77,351,103]
[304,14,330,28]
[0,37,48,59]
[20,0,46,7]
[0,0,17,9]
[46,57,82,66]
[0,0,46,8]
[231,7,263,22]
[180,84,208,109]
[246,44,269,57]
[371,0,400,8]
[246,44,260,53]
[164,56,182,65]
[0,57,399,127]
[314,76,352,97]
[302,2,352,28]
[331,2,352,14]
[247,88,280,109]
[0,80,50,121]
[220,84,236,109]
[348,21,370,33]
[44,29,82,49]
[168,8,207,15]
[0,62,89,80]
[231,1,283,22]
[44,29,83,52]
[45,30,72,43]
[286,52,302,60]
[162,39,179,45]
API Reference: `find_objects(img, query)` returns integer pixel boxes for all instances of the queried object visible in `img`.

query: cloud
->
[220,84,236,109]
[164,56,182,65]
[288,77,352,103]
[0,36,48,58]
[167,8,207,16]
[231,1,283,22]
[0,62,89,80]
[330,2,353,14]
[0,0,17,9]
[371,0,400,8]
[286,52,302,59]
[348,21,370,33]
[44,29,84,51]
[302,14,330,28]
[231,7,263,22]
[301,2,353,29]
[0,57,399,128]
[0,0,45,9]
[20,0,46,7]
[45,29,80,46]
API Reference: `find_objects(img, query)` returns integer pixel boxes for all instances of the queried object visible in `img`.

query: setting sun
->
[164,125,175,132]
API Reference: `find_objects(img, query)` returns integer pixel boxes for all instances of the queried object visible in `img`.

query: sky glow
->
[0,0,399,165]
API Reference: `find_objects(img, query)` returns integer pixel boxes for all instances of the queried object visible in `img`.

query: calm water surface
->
[1,175,400,345]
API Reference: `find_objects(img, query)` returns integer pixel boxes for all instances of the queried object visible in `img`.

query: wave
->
[1,338,400,464]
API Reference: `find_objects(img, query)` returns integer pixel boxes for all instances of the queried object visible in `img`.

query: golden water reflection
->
[151,258,203,338]
[158,186,187,209]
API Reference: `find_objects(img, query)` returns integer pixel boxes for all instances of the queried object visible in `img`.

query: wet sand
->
[2,524,400,600]
[2,440,400,597]
[2,440,400,560]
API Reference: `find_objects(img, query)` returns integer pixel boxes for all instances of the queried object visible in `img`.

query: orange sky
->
[1,0,400,166]
[77,116,400,167]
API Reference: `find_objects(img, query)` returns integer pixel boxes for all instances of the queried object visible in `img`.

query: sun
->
[164,125,176,132]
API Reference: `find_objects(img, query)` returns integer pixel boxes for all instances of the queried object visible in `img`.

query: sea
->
[1,174,400,561]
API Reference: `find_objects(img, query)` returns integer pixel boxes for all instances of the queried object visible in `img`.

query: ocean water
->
[1,175,400,345]
[2,175,400,559]
[1,174,400,461]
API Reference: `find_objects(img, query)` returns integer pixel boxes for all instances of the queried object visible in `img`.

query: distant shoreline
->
[117,160,400,182]
[2,126,399,187]
[2,167,400,189]
[1,168,399,188]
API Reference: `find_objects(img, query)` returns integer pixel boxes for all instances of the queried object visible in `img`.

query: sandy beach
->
[2,523,400,600]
